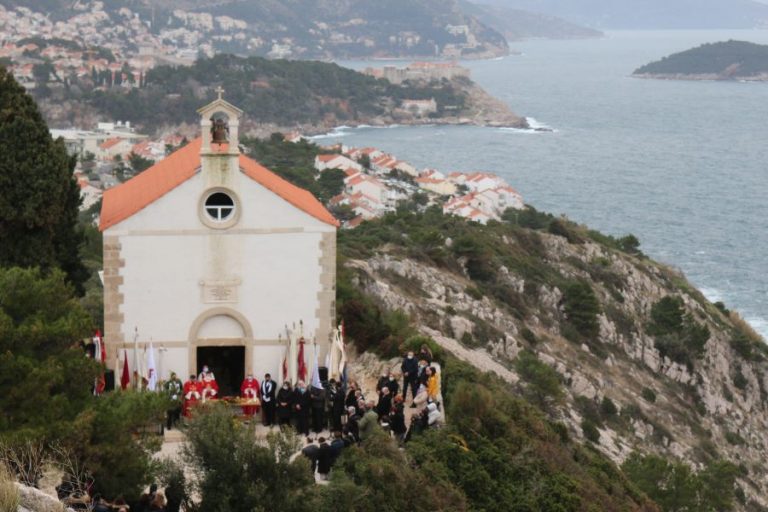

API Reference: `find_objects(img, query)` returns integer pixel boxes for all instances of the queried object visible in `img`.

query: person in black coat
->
[401,351,419,401]
[293,381,311,436]
[316,437,332,480]
[276,382,293,427]
[376,387,392,419]
[310,386,326,433]
[345,382,359,408]
[386,373,399,398]
[343,406,360,442]
[389,396,407,442]
[261,373,277,426]
[301,437,318,474]
[328,380,345,432]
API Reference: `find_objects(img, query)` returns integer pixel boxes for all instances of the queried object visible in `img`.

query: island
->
[633,40,768,81]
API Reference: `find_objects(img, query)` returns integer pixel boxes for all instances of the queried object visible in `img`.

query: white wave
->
[307,129,350,140]
[525,117,554,130]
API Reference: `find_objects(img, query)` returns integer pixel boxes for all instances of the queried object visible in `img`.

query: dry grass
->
[0,465,20,512]
[730,311,765,343]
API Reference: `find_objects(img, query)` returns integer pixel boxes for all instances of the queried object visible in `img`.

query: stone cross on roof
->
[215,86,225,100]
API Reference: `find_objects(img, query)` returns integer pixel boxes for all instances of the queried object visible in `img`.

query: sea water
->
[327,30,768,338]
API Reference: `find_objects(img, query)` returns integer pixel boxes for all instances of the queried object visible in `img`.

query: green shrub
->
[649,296,685,335]
[465,286,484,300]
[725,431,745,446]
[600,397,618,417]
[521,327,537,345]
[548,218,583,244]
[641,387,657,403]
[574,396,602,427]
[514,350,563,405]
[733,368,748,390]
[581,420,600,443]
[622,453,738,512]
[649,297,710,368]
[562,281,601,339]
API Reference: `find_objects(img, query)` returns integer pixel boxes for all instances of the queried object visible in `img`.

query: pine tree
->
[0,66,88,293]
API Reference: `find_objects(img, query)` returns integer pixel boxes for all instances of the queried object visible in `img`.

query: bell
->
[211,118,228,144]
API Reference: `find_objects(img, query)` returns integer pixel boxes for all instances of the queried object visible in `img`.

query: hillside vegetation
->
[634,40,768,79]
[38,54,528,134]
[334,206,768,511]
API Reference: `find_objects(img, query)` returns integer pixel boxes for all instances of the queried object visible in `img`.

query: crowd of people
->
[295,345,444,480]
[165,345,443,439]
[55,346,444,509]
[57,482,179,512]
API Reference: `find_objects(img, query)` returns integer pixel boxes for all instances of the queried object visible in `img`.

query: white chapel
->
[100,96,338,394]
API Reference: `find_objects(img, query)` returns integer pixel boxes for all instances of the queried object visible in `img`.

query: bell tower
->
[197,86,243,156]
[196,88,244,191]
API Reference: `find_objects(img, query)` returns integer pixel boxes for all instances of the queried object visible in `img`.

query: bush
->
[181,403,315,512]
[725,431,745,446]
[581,420,600,443]
[561,281,601,339]
[600,397,618,417]
[622,453,738,512]
[641,387,657,403]
[649,296,684,335]
[649,296,710,368]
[514,350,563,406]
[521,327,537,345]
[733,368,748,390]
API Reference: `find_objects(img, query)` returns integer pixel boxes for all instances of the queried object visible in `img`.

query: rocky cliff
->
[339,208,768,510]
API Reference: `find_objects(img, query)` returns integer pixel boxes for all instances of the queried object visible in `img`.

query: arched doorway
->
[189,308,253,397]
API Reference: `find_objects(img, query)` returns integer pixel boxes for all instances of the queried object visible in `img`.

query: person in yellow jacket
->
[426,366,440,402]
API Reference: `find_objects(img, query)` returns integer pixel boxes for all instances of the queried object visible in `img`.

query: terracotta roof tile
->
[100,138,338,231]
[99,138,123,150]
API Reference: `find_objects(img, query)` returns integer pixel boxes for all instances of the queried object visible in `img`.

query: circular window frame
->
[199,188,241,229]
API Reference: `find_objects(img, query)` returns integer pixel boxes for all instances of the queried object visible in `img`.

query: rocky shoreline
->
[243,79,535,139]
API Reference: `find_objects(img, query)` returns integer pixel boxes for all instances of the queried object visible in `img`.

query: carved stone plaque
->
[200,278,241,304]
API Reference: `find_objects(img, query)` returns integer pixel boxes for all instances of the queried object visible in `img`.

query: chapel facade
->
[99,97,338,394]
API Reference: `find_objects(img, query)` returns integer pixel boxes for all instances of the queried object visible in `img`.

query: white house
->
[314,154,363,173]
[345,173,387,204]
[100,97,338,394]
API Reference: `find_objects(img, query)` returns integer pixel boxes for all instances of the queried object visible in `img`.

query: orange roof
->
[100,138,338,231]
[317,154,339,162]
[100,138,123,150]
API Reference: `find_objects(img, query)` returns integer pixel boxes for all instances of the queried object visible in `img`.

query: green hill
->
[37,54,526,134]
[634,40,768,79]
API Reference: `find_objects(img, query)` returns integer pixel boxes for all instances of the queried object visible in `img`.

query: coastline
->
[633,72,768,82]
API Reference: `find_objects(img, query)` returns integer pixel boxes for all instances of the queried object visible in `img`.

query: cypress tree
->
[0,66,87,293]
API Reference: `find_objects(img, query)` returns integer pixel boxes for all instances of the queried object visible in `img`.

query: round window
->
[204,192,235,222]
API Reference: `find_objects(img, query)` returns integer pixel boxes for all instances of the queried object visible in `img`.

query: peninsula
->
[38,56,529,136]
[633,40,768,81]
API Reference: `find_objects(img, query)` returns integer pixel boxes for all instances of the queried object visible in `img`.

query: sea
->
[319,30,768,338]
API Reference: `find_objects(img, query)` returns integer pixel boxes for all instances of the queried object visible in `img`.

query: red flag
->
[297,338,307,382]
[120,350,130,390]
[282,346,288,382]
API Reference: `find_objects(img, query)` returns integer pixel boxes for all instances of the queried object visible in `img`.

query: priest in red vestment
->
[199,366,219,402]
[182,375,202,417]
[240,374,261,417]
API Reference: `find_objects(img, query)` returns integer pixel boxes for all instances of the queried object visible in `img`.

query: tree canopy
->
[0,66,87,292]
